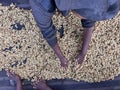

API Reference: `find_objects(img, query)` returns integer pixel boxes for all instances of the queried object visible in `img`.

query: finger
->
[7,70,14,76]
[7,70,13,77]
[32,82,37,86]
[33,86,37,89]
[39,78,45,83]
[32,82,37,89]
[10,70,15,75]
[5,69,9,73]
[64,64,68,69]
[64,62,68,67]
[6,69,11,74]
[9,71,15,77]
[61,64,67,70]
[78,60,83,64]
[60,63,63,67]
[33,84,37,87]
[38,77,43,81]
[75,55,79,59]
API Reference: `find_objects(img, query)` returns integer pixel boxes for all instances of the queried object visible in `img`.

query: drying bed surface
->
[0,5,120,82]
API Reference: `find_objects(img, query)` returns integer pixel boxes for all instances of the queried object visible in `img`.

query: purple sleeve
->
[29,0,57,47]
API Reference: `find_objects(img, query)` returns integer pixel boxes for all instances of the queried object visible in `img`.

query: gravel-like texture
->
[0,5,120,82]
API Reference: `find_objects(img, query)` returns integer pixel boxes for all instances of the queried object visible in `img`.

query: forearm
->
[51,43,67,67]
[16,80,23,90]
[52,43,65,58]
[81,26,94,55]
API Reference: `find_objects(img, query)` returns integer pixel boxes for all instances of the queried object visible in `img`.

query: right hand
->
[52,44,68,68]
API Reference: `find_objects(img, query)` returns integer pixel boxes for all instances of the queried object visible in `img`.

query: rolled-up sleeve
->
[29,0,57,47]
[81,19,96,28]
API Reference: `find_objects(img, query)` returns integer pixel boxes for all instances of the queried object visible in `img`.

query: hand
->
[59,56,68,68]
[33,78,52,90]
[33,79,47,90]
[52,44,68,68]
[76,53,86,64]
[6,70,21,82]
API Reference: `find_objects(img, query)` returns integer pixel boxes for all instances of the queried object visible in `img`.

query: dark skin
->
[52,44,68,67]
[76,27,94,64]
[33,79,52,90]
[52,12,94,67]
[7,70,52,90]
[7,70,23,90]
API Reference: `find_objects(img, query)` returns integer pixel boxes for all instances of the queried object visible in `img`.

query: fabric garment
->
[29,0,120,47]
[55,0,120,20]
[0,0,31,9]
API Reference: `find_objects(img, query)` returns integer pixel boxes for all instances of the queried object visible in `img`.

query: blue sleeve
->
[81,19,96,28]
[29,0,57,47]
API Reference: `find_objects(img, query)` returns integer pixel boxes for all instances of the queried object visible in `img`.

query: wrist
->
[16,80,21,83]
[80,51,87,56]
[16,80,23,90]
[16,78,21,83]
[52,44,64,58]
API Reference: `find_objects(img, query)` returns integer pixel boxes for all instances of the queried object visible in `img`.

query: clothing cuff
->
[81,19,96,28]
[42,25,57,47]
[46,36,57,47]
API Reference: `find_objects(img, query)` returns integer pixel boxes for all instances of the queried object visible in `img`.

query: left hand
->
[6,70,21,82]
[76,53,86,64]
[59,56,68,68]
